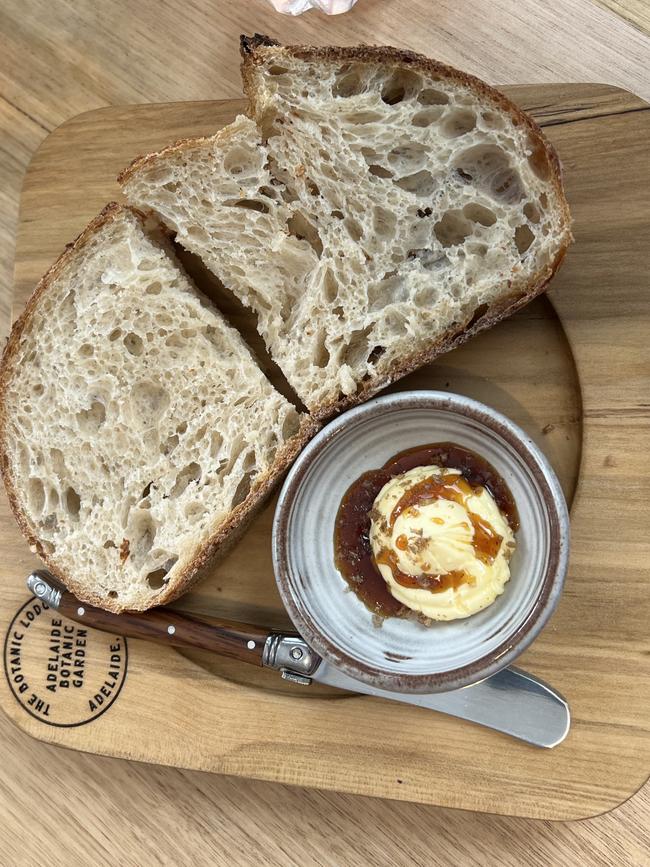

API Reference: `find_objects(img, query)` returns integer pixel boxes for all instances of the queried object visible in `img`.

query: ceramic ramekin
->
[272,391,569,693]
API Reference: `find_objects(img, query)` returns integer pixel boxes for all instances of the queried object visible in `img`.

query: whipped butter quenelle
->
[334,444,519,622]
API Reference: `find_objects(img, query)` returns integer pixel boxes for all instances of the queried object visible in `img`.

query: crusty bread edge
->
[239,35,573,418]
[117,118,250,188]
[0,202,319,613]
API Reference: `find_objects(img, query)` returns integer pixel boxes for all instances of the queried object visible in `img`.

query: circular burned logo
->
[3,597,127,727]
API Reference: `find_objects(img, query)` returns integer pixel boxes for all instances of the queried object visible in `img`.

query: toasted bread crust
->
[117,118,250,188]
[0,202,319,613]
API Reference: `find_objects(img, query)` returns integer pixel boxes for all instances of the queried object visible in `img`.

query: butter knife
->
[27,571,570,748]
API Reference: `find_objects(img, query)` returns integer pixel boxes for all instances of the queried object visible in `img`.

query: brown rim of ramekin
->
[273,391,570,694]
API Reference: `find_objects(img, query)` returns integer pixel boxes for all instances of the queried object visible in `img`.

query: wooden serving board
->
[2,84,649,820]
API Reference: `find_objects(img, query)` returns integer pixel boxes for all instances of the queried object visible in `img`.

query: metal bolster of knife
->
[262,634,322,685]
[27,571,62,608]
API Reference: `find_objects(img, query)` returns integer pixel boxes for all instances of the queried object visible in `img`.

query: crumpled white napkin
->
[267,0,358,14]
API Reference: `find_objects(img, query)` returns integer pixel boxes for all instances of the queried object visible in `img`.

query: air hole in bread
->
[345,111,384,125]
[286,212,323,257]
[331,209,344,219]
[467,302,490,330]
[228,198,270,214]
[411,108,443,127]
[170,462,201,498]
[42,512,58,532]
[463,203,497,226]
[65,486,81,518]
[184,501,205,521]
[109,328,122,342]
[434,210,473,247]
[368,345,386,365]
[108,590,118,599]
[313,335,330,368]
[41,540,55,556]
[282,413,300,440]
[163,433,179,455]
[145,281,162,295]
[209,431,223,459]
[394,169,436,197]
[223,145,263,178]
[76,400,106,432]
[481,110,505,129]
[492,169,523,203]
[103,539,117,549]
[129,513,156,562]
[49,447,66,476]
[187,225,209,243]
[514,224,535,254]
[344,217,363,242]
[373,206,396,238]
[381,69,421,105]
[306,179,320,196]
[343,326,373,368]
[388,143,427,174]
[527,137,552,181]
[539,192,549,211]
[259,185,279,199]
[139,381,169,417]
[141,481,153,500]
[368,164,393,179]
[232,472,254,508]
[418,87,449,106]
[333,67,366,98]
[78,343,93,358]
[322,268,339,302]
[407,248,450,270]
[33,383,44,396]
[268,65,290,76]
[146,568,167,590]
[523,202,541,223]
[123,332,144,356]
[441,109,477,138]
[27,477,45,514]
[454,145,523,204]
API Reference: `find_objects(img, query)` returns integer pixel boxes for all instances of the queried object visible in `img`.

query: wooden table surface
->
[1,1,648,864]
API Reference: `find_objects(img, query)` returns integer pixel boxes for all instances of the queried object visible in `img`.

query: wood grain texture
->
[592,0,650,33]
[2,85,649,828]
[1,0,650,862]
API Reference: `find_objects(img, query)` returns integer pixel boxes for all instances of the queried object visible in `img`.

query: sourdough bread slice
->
[0,204,310,612]
[121,38,571,415]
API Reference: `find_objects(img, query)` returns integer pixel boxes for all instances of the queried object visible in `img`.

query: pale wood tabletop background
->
[1,1,649,864]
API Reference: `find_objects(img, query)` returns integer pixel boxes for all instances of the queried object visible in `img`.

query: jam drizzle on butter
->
[333,442,519,618]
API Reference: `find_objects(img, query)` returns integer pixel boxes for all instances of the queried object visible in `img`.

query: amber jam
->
[333,443,519,618]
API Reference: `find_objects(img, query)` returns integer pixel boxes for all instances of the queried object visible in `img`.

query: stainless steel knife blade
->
[311,660,570,748]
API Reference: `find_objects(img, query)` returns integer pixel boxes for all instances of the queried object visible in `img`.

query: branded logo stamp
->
[3,597,127,727]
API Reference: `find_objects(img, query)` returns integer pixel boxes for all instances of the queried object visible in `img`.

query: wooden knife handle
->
[54,586,274,667]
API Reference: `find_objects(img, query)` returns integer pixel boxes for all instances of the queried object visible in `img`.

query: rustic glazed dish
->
[273,391,569,693]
